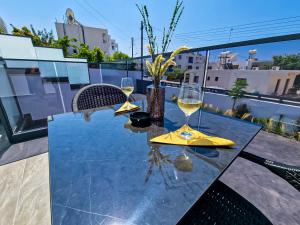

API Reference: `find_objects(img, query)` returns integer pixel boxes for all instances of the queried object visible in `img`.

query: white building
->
[205,69,300,96]
[55,8,118,56]
[182,50,300,96]
[175,52,206,71]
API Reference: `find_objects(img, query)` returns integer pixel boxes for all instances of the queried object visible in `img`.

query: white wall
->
[206,69,300,95]
[203,92,300,121]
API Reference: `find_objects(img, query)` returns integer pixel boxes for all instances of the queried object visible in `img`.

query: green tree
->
[228,79,248,110]
[109,51,130,61]
[11,24,42,46]
[10,24,56,47]
[34,26,55,46]
[273,54,300,70]
[55,36,77,56]
[93,47,105,63]
[165,67,184,81]
[76,43,95,62]
[76,43,106,63]
[0,27,4,34]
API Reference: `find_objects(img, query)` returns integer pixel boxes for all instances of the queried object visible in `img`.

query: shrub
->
[241,113,252,120]
[295,132,300,141]
[171,94,178,103]
[296,118,300,132]
[223,109,235,117]
[235,104,250,118]
[274,121,285,135]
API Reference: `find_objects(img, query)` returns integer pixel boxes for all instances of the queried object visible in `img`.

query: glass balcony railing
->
[0,59,140,140]
[0,34,299,143]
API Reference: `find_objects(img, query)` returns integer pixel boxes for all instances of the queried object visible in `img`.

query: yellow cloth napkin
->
[150,124,235,147]
[115,101,140,114]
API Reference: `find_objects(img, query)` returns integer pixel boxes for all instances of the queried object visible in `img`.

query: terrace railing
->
[1,33,300,143]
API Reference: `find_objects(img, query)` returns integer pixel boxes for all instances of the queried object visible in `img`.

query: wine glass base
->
[180,131,193,140]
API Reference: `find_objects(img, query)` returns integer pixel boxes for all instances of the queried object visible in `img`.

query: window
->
[178,55,182,60]
[185,74,190,83]
[215,77,219,81]
[274,79,281,94]
[194,76,199,83]
[196,66,199,70]
[73,49,77,54]
[188,57,194,63]
[102,33,107,43]
[177,65,181,69]
[282,79,290,95]
[187,65,192,70]
[237,78,247,82]
[207,76,210,81]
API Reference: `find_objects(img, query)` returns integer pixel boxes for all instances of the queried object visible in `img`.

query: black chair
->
[72,83,132,112]
[178,180,273,225]
[240,151,300,192]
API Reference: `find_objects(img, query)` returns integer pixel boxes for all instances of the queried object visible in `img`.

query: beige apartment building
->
[184,68,300,96]
[55,8,118,55]
[205,69,300,95]
[175,52,206,71]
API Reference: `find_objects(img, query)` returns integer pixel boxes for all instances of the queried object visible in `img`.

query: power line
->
[81,0,131,38]
[72,0,129,42]
[173,20,300,39]
[173,29,300,45]
[174,23,300,41]
[175,15,300,36]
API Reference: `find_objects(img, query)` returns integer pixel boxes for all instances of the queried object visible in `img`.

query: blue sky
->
[1,0,300,56]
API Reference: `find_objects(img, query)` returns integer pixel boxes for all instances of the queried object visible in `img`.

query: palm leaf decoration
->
[146,46,188,77]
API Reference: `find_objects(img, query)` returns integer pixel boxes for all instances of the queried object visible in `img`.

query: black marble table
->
[48,101,261,225]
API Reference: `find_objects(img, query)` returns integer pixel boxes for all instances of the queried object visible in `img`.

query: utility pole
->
[131,37,134,59]
[140,21,144,80]
[228,28,233,43]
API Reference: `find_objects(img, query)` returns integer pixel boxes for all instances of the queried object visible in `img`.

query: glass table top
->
[48,101,261,225]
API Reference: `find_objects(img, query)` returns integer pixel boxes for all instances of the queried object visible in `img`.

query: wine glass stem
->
[126,95,130,109]
[185,115,190,126]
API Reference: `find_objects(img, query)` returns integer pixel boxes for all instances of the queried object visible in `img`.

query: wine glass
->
[121,77,134,107]
[177,82,202,140]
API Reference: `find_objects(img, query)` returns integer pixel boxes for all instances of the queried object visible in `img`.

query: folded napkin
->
[150,124,235,147]
[115,101,140,114]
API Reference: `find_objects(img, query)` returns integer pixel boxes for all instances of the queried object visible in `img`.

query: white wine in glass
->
[178,98,202,116]
[177,83,202,139]
[121,86,134,97]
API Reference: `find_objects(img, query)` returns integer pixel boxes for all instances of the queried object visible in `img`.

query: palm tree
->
[228,79,248,110]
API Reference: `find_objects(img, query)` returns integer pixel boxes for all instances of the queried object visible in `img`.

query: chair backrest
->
[72,83,128,111]
[240,151,300,191]
[178,180,273,225]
